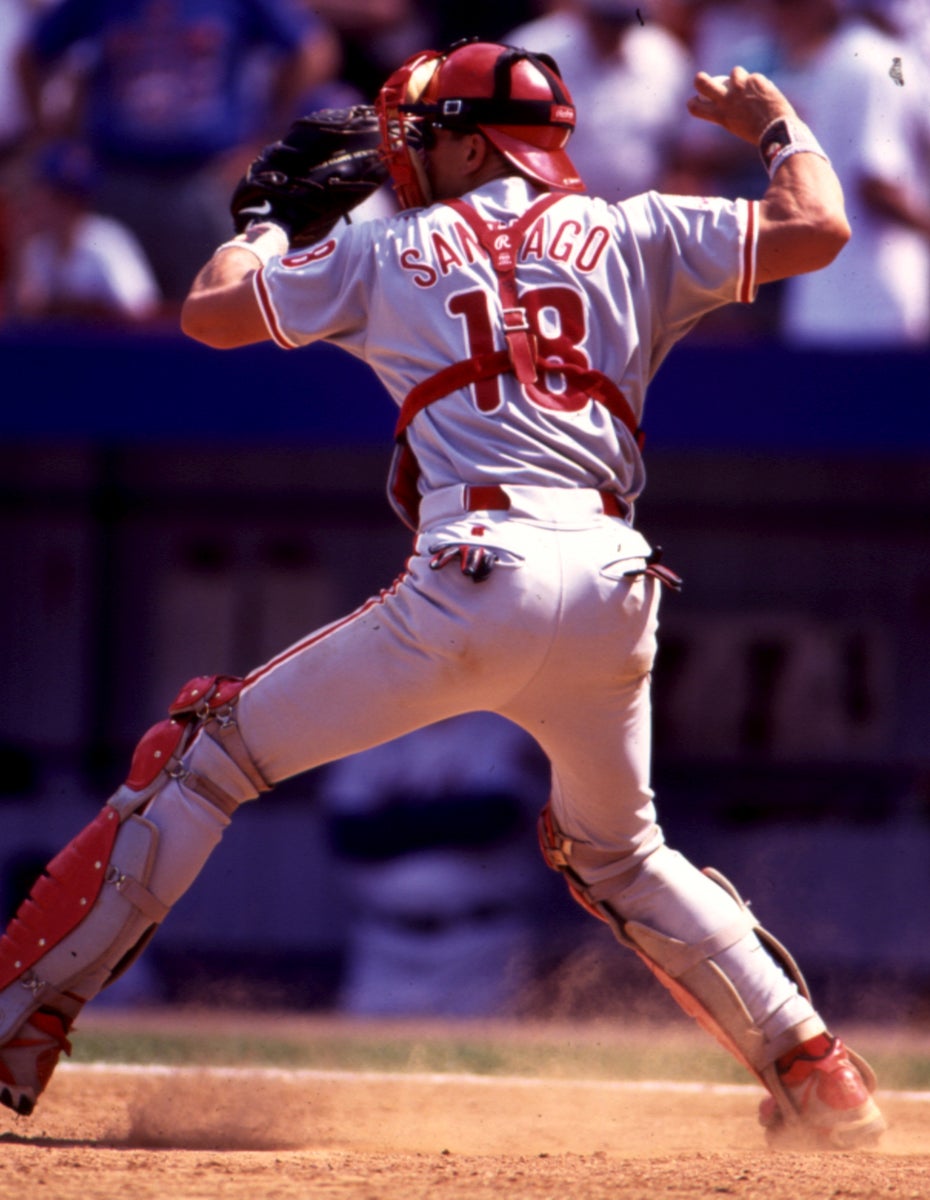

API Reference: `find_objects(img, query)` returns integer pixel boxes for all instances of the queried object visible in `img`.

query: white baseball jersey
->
[255,176,757,510]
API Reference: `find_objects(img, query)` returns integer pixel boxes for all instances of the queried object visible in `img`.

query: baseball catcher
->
[0,40,885,1153]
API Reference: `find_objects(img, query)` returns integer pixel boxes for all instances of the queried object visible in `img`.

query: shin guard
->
[536,804,878,1126]
[0,807,166,1041]
[0,674,270,1109]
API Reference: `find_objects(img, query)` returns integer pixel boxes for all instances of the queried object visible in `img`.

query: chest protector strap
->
[389,192,644,530]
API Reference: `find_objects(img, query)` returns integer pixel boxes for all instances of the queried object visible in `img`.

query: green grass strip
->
[69,1022,930,1092]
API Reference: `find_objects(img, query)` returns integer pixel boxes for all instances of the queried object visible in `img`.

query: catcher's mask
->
[376,39,583,209]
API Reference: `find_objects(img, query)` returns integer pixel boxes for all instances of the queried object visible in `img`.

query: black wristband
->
[758,115,828,179]
[759,117,793,173]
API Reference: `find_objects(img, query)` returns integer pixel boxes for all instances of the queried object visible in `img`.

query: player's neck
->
[456,161,518,199]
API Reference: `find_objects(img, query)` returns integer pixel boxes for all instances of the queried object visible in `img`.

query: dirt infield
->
[2,1016,928,1200]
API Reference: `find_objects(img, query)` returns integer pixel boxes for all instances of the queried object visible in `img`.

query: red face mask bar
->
[376,49,444,210]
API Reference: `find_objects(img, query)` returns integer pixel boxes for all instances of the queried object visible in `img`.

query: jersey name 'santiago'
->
[396,205,612,288]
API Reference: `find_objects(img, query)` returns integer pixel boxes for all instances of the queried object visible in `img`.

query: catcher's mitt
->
[230,105,388,246]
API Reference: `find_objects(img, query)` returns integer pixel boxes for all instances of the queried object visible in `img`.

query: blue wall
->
[2,328,929,1013]
[4,326,929,451]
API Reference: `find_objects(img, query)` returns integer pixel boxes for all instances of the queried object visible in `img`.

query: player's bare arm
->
[689,66,850,284]
[183,106,387,349]
[181,236,275,350]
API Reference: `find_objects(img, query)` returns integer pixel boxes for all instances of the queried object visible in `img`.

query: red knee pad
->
[124,674,247,792]
[167,674,246,719]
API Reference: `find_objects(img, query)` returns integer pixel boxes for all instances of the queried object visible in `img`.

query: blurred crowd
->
[1,0,929,344]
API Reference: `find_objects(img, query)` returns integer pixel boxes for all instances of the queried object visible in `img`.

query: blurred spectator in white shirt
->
[7,140,161,324]
[767,0,930,348]
[505,0,694,202]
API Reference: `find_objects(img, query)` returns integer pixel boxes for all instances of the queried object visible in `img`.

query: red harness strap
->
[389,192,644,529]
[394,194,643,448]
[446,192,563,386]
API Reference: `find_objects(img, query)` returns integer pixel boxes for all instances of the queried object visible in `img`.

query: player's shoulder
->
[359,185,733,241]
[615,189,742,239]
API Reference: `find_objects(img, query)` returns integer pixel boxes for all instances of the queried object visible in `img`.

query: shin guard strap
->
[107,871,170,926]
[204,719,271,795]
[624,912,756,979]
[180,769,245,817]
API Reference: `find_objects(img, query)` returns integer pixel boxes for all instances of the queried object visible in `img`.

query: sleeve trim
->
[252,268,299,350]
[738,198,759,304]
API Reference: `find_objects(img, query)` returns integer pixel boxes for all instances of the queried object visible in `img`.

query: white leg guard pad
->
[538,808,825,1087]
[172,723,267,819]
[0,677,269,1045]
[141,777,231,907]
[619,907,825,1078]
[609,856,880,1131]
[0,812,167,1041]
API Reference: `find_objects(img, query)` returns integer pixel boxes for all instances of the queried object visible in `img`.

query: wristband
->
[758,116,828,180]
[214,222,289,267]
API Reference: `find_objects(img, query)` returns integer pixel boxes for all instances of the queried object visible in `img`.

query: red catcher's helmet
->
[376,40,583,209]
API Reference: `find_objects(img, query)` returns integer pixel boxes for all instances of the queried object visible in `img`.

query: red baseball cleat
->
[0,1003,78,1117]
[760,1033,886,1149]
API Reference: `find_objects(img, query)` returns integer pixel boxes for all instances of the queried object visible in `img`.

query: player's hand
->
[687,67,795,145]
